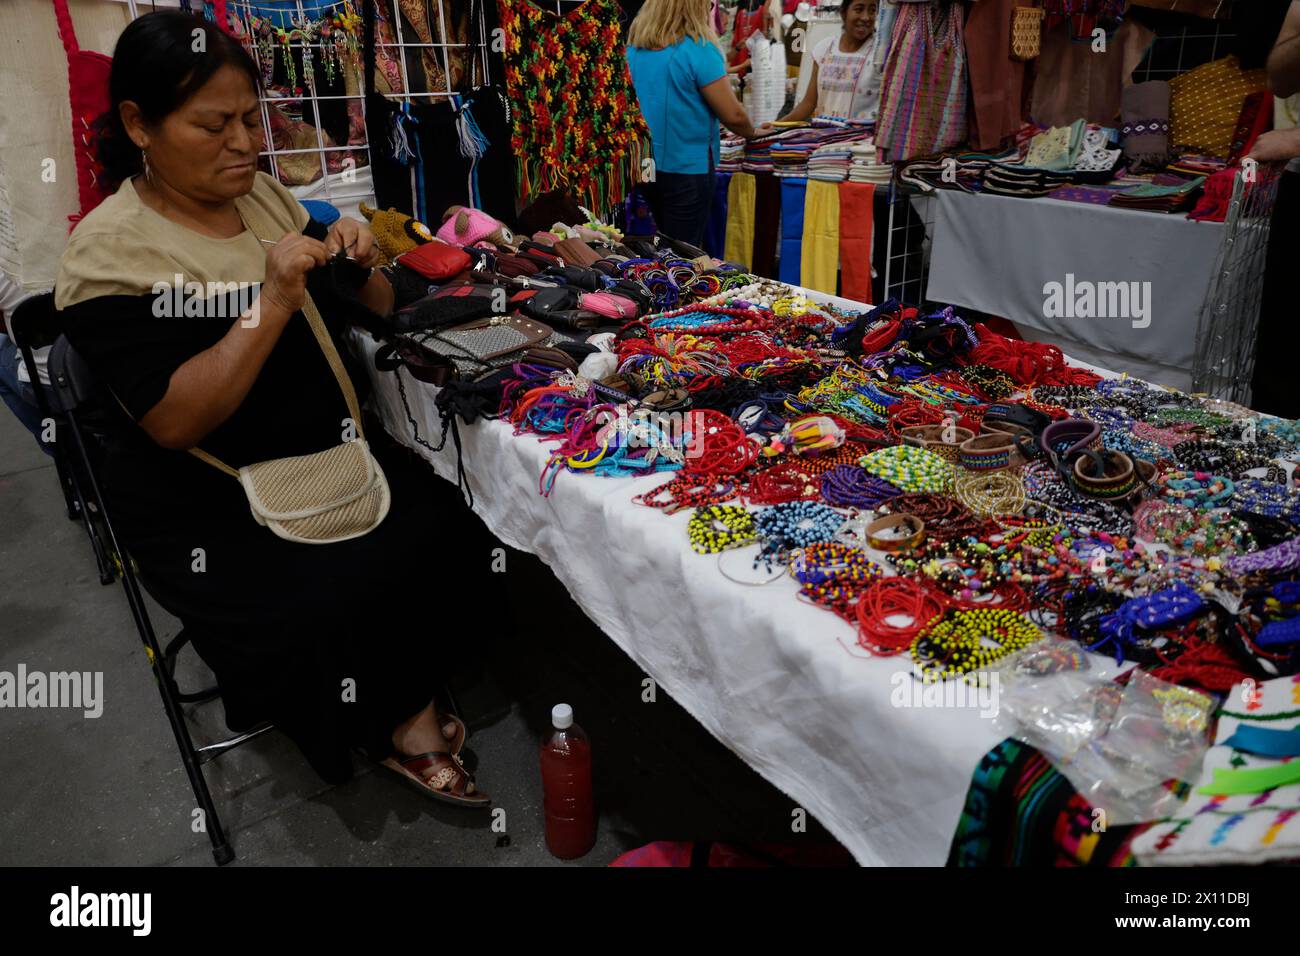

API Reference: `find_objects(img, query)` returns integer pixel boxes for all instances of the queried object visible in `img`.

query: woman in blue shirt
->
[627,0,756,246]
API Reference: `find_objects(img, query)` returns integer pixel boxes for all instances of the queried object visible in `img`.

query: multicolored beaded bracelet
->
[687,504,757,554]
[860,445,955,493]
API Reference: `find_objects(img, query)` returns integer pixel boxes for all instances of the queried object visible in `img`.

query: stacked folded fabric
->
[980,162,1072,198]
[770,138,814,178]
[847,141,891,184]
[1167,154,1229,177]
[719,134,746,172]
[741,137,774,174]
[1108,174,1206,212]
[807,142,853,182]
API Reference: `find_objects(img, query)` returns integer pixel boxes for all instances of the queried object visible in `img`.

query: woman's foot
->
[384,703,487,807]
[392,702,466,756]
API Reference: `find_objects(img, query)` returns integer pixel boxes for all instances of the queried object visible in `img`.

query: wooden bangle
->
[1073,450,1137,499]
[959,433,1025,472]
[866,512,926,551]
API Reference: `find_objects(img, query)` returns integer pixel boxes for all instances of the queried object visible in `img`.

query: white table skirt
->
[354,309,1122,866]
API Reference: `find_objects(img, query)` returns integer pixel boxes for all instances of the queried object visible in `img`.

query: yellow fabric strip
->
[800,179,841,294]
[723,172,757,270]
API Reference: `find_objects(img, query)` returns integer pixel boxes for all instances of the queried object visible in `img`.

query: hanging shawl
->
[495,0,650,211]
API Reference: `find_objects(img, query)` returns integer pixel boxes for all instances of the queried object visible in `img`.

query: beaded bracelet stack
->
[688,505,757,554]
[755,501,844,560]
[860,445,955,493]
[911,608,1040,681]
[1153,470,1235,509]
[955,470,1028,518]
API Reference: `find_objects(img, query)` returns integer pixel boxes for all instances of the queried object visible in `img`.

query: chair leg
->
[66,409,236,865]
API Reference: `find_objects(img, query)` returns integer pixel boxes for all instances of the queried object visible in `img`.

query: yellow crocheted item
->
[1169,55,1267,159]
[359,203,434,265]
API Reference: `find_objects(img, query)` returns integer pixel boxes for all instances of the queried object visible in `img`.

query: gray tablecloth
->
[926,190,1225,389]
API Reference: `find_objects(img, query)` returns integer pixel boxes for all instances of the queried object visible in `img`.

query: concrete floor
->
[0,405,846,866]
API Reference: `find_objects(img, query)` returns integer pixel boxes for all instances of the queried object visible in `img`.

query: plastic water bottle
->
[540,703,595,860]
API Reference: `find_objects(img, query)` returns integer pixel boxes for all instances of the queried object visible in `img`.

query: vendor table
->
[354,298,1124,867]
[926,190,1225,391]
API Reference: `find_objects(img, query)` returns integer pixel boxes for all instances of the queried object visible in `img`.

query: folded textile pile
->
[847,141,891,185]
[741,137,774,174]
[981,162,1073,198]
[1108,174,1205,212]
[807,142,853,182]
[1167,154,1229,178]
[896,146,1019,194]
[770,138,814,178]
[719,134,746,172]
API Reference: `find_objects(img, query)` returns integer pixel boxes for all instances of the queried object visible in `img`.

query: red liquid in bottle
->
[541,704,595,860]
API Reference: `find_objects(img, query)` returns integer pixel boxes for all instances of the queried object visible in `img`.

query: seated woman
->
[56,11,486,805]
[764,0,882,128]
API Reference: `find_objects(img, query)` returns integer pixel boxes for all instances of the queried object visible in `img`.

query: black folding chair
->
[10,294,113,584]
[13,296,271,865]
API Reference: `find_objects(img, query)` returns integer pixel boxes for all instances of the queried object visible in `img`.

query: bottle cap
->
[551,703,573,730]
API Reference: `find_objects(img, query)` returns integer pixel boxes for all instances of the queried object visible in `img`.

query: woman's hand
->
[325,218,382,268]
[262,232,330,314]
[1247,128,1300,163]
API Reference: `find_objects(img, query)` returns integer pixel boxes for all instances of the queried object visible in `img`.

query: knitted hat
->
[437,205,517,251]
[360,203,435,265]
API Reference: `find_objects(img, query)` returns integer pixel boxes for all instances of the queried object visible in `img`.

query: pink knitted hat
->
[437,205,516,250]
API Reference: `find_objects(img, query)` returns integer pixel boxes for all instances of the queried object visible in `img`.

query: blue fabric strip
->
[779,177,807,286]
[1221,724,1300,758]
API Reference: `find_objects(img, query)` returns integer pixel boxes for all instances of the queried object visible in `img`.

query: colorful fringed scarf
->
[496,0,650,210]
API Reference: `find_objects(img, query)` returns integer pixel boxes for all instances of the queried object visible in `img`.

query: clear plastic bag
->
[991,641,1216,825]
[990,638,1123,758]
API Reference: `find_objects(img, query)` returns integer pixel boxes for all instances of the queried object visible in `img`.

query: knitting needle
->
[258,237,361,262]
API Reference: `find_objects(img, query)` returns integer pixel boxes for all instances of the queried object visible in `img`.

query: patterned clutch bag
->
[416,315,554,377]
[1011,6,1044,62]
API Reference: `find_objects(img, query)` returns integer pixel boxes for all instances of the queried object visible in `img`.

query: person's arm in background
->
[765,61,820,129]
[1249,2,1300,161]
[1267,1,1300,96]
[701,75,757,138]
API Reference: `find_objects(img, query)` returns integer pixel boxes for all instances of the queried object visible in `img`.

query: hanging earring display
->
[300,29,317,92]
[255,18,276,85]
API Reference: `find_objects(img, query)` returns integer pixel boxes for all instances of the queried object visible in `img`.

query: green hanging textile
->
[496,0,650,211]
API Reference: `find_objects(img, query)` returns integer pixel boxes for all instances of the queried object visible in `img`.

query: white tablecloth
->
[354,319,1119,866]
[926,191,1225,391]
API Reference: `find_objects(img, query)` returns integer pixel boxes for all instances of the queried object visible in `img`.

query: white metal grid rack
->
[125,0,497,213]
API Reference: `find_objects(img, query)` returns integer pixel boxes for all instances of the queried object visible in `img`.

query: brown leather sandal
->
[381,751,490,808]
[440,713,467,756]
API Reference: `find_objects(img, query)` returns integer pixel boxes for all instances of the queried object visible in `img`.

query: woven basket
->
[1011,6,1044,62]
